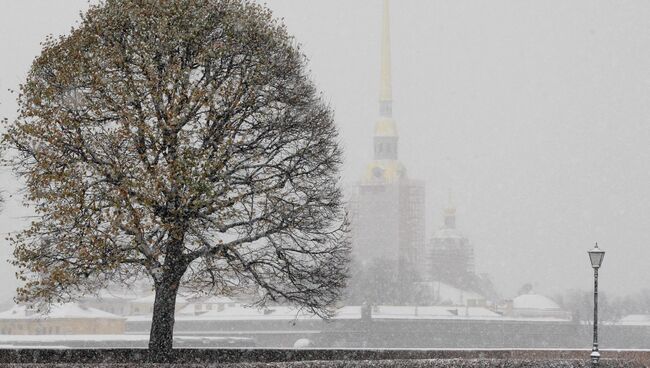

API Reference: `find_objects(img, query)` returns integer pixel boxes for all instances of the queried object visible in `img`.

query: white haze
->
[1,0,650,303]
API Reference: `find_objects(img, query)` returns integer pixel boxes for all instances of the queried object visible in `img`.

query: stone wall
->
[0,318,125,335]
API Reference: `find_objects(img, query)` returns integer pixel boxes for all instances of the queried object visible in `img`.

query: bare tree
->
[3,0,349,361]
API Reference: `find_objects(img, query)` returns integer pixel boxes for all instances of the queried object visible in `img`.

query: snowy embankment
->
[0,349,647,367]
[0,359,643,367]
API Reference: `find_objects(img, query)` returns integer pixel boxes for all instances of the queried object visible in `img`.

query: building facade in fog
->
[427,202,475,290]
[350,0,426,278]
[0,304,125,335]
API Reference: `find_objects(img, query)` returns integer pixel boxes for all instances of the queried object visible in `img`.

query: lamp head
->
[588,243,605,269]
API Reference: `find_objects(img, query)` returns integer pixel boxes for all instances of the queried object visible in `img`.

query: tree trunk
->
[148,269,184,363]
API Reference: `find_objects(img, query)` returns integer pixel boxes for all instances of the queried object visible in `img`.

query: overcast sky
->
[1,0,650,302]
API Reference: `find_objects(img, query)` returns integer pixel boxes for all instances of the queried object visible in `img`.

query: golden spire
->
[375,0,397,138]
[365,0,404,182]
[380,0,392,106]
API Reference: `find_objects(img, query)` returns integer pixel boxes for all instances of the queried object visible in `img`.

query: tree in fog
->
[558,290,619,323]
[594,288,650,322]
[3,0,349,360]
[346,258,419,305]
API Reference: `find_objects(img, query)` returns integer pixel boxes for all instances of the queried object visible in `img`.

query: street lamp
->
[588,243,605,366]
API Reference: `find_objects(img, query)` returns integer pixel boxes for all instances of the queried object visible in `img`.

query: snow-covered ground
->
[0,359,640,368]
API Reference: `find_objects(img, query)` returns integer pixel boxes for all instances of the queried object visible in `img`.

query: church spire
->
[372,0,399,163]
[379,0,393,118]
[363,0,407,181]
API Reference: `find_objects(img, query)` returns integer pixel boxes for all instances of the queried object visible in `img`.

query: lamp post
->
[588,243,605,367]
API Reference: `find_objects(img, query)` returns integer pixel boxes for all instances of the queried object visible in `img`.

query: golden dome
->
[375,117,398,137]
[363,160,407,183]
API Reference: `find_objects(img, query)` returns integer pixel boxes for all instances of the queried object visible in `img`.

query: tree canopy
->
[4,0,350,359]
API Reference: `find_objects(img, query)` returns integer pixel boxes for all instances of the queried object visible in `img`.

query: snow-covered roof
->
[176,296,238,315]
[132,305,363,322]
[513,293,561,310]
[125,302,573,323]
[619,314,650,326]
[431,228,465,240]
[418,281,485,306]
[111,288,574,324]
[191,306,319,321]
[93,289,141,300]
[0,304,123,320]
[131,294,187,304]
[0,334,251,344]
[372,305,499,319]
[332,306,361,320]
[185,296,236,304]
[373,306,453,318]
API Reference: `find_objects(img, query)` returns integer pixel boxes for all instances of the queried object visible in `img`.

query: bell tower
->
[351,0,426,285]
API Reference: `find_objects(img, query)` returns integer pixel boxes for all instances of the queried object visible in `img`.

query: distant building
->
[128,294,188,316]
[80,285,246,318]
[177,296,239,316]
[350,0,426,279]
[619,314,650,326]
[79,289,140,316]
[415,281,486,307]
[503,293,571,320]
[427,201,476,291]
[0,304,125,335]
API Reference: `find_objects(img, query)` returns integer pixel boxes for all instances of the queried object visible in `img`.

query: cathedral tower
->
[351,0,426,282]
